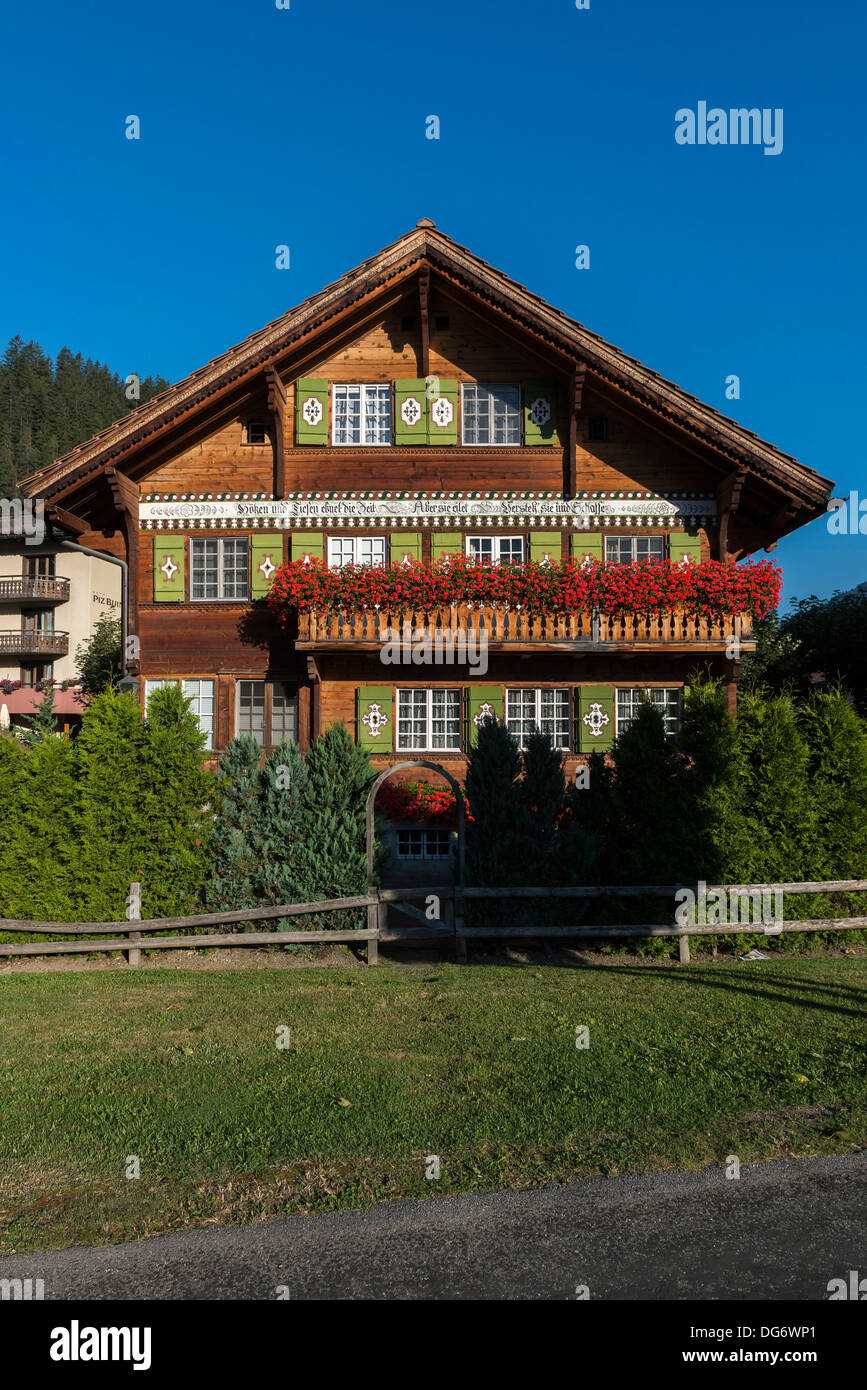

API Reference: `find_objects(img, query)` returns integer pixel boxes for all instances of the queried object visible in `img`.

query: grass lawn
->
[0,955,864,1253]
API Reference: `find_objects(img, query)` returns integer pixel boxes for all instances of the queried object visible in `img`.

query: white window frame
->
[465,535,525,565]
[396,827,452,861]
[616,687,681,738]
[396,688,462,752]
[145,677,215,750]
[235,678,299,747]
[505,687,572,751]
[604,535,667,565]
[331,383,392,446]
[190,537,249,601]
[327,535,387,569]
[461,382,522,446]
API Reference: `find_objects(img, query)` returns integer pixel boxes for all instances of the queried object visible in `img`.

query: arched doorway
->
[365,760,465,894]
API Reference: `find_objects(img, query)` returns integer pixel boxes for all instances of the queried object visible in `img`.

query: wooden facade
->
[20,221,833,778]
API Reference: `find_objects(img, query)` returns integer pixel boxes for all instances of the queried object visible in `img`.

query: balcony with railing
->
[296,603,754,653]
[0,630,70,658]
[0,575,70,604]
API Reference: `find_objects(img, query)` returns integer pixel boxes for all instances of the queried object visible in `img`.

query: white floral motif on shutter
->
[400,397,422,427]
[362,702,388,738]
[430,396,454,428]
[302,397,323,426]
[258,554,276,580]
[472,702,494,726]
[160,555,178,581]
[582,702,610,738]
[528,396,551,427]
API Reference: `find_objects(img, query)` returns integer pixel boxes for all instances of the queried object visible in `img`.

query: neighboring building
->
[18,221,833,779]
[0,506,122,730]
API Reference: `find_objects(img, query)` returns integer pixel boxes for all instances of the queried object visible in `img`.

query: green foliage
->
[289,723,375,928]
[205,736,264,914]
[742,589,867,711]
[75,615,122,695]
[19,683,58,746]
[0,335,168,490]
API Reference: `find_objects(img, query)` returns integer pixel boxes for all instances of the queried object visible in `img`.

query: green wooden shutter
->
[523,380,557,446]
[153,534,185,602]
[250,532,282,598]
[431,531,462,560]
[577,684,615,753]
[466,685,504,749]
[530,532,559,566]
[290,531,324,563]
[669,532,702,564]
[356,686,393,751]
[390,531,423,566]
[570,531,604,565]
[428,379,459,445]
[394,379,428,445]
[294,378,329,445]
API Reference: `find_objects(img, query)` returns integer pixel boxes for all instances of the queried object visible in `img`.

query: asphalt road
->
[2,1153,864,1300]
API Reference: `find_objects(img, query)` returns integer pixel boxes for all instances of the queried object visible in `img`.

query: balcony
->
[0,575,70,604]
[296,604,755,653]
[0,630,69,658]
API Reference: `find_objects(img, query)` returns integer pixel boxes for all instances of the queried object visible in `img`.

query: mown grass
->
[0,956,864,1252]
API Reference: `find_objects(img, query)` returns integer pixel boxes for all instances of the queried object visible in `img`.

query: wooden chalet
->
[20,220,832,791]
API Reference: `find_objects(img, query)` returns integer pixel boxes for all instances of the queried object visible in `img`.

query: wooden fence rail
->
[0,880,865,965]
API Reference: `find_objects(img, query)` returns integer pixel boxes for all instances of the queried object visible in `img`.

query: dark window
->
[22,663,52,685]
[246,420,268,445]
[587,416,608,442]
[24,554,55,578]
[237,679,298,747]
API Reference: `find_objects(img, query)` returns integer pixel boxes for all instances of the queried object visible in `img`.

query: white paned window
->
[190,537,249,600]
[236,679,298,747]
[332,384,392,445]
[505,688,571,750]
[466,535,525,565]
[616,687,681,737]
[145,678,215,750]
[396,828,451,860]
[396,688,462,751]
[461,383,521,445]
[327,536,387,569]
[604,535,666,564]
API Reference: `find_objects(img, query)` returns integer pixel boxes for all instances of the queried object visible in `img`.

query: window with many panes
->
[396,688,462,751]
[396,828,451,860]
[22,663,52,685]
[24,554,55,578]
[190,538,249,600]
[332,384,392,446]
[245,420,268,444]
[616,687,681,737]
[327,536,387,569]
[466,535,525,564]
[461,383,521,445]
[505,688,571,750]
[236,679,298,747]
[145,678,215,750]
[604,535,666,565]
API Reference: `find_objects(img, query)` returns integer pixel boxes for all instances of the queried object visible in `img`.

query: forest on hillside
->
[0,336,168,496]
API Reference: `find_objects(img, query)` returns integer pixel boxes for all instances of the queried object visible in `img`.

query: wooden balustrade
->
[0,575,70,603]
[296,603,753,651]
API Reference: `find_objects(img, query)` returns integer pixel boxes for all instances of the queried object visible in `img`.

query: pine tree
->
[607,699,688,886]
[253,739,309,928]
[140,683,214,917]
[205,736,264,915]
[1,735,80,921]
[733,692,816,884]
[0,734,27,917]
[799,688,867,880]
[75,615,122,694]
[290,723,375,929]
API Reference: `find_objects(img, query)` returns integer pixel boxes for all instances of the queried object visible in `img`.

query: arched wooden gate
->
[365,760,465,947]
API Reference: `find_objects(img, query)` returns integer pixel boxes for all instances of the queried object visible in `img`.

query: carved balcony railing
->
[296,604,754,652]
[0,630,69,657]
[0,575,70,604]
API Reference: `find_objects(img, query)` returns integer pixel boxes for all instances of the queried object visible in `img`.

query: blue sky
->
[1,0,864,608]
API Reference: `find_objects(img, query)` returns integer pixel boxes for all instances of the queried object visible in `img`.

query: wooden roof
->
[20,220,833,515]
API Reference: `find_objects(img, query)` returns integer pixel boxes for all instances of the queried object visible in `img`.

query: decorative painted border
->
[139,490,716,530]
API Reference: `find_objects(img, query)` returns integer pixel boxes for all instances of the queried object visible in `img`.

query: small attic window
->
[435,315,450,331]
[587,416,608,442]
[245,420,268,445]
[401,314,417,332]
